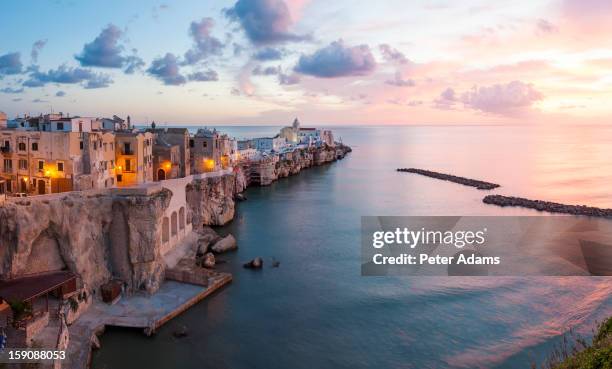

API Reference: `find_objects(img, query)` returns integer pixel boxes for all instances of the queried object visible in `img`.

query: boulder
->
[243,257,263,269]
[235,193,247,202]
[211,234,237,254]
[172,325,189,338]
[202,253,215,268]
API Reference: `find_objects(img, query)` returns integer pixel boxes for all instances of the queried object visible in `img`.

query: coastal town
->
[0,110,336,197]
[0,109,350,369]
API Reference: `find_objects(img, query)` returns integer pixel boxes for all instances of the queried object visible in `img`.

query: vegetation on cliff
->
[537,317,612,369]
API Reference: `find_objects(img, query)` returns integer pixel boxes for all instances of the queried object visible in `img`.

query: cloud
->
[225,0,308,45]
[23,65,112,88]
[30,39,47,64]
[75,24,144,73]
[252,65,280,75]
[294,40,376,78]
[0,87,24,94]
[385,71,415,87]
[433,87,458,110]
[279,72,300,85]
[253,47,283,61]
[230,87,241,95]
[84,74,112,89]
[124,54,145,74]
[188,69,219,81]
[147,53,186,85]
[0,52,23,76]
[461,81,543,115]
[379,44,409,64]
[32,98,49,103]
[233,43,245,56]
[56,90,66,97]
[536,19,557,34]
[183,18,224,65]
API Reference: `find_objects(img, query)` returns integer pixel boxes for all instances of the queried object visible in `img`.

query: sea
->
[92,124,612,369]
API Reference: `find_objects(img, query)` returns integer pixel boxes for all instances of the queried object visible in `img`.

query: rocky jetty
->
[397,168,500,190]
[483,195,612,217]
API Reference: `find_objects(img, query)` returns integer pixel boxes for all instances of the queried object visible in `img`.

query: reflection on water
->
[92,125,612,369]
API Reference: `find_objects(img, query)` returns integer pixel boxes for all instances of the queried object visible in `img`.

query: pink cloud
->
[461,81,543,116]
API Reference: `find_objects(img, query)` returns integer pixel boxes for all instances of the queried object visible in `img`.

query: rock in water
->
[243,257,263,269]
[211,234,238,254]
[271,257,280,268]
[173,325,189,338]
[202,253,215,268]
[235,193,247,202]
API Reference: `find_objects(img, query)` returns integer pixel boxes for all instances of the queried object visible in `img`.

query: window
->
[125,159,131,172]
[3,140,9,149]
[203,141,208,148]
[18,159,27,170]
[31,142,38,151]
[57,122,64,130]
[93,141,97,150]
[124,142,131,154]
[18,142,26,151]
[79,141,83,150]
[189,139,194,148]
[38,160,44,170]
[57,161,64,172]
[117,174,123,182]
[3,159,12,172]
[171,212,178,236]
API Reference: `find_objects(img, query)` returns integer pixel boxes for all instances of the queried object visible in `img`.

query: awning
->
[0,271,76,303]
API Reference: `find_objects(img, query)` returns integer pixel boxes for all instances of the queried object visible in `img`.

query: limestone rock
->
[202,253,215,268]
[243,257,263,269]
[211,234,237,254]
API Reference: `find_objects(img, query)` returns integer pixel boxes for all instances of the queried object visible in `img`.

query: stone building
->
[152,138,181,181]
[114,131,154,187]
[190,128,221,173]
[147,127,191,177]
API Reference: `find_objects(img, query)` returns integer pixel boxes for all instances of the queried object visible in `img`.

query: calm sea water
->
[93,125,612,369]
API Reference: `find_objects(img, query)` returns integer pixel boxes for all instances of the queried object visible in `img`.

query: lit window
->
[57,162,64,172]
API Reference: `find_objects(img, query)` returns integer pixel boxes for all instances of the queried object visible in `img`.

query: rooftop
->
[0,271,76,303]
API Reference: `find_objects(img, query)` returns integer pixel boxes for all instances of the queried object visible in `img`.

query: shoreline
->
[85,143,351,368]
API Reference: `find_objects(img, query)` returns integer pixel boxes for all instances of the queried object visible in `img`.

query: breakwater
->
[483,195,612,217]
[397,168,500,190]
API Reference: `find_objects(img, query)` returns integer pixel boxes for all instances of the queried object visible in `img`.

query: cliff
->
[186,173,245,229]
[0,173,243,295]
[0,144,349,297]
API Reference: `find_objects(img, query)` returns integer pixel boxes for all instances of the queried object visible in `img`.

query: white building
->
[253,136,286,152]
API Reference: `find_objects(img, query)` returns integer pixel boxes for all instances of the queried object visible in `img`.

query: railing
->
[121,149,134,155]
[0,146,10,153]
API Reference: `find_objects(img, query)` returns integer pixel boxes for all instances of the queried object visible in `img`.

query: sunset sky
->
[1,0,611,125]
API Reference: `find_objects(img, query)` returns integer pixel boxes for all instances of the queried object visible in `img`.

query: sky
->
[1,0,612,125]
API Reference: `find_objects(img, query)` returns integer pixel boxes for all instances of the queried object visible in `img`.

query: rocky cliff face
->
[0,173,242,295]
[254,144,351,185]
[0,190,172,294]
[186,173,243,228]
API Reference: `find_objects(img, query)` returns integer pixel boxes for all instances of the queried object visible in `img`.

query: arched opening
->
[179,207,185,230]
[157,168,166,181]
[20,178,27,193]
[162,217,169,243]
[171,212,178,236]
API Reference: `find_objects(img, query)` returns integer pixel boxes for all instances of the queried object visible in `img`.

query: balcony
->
[1,146,11,153]
[121,149,134,155]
